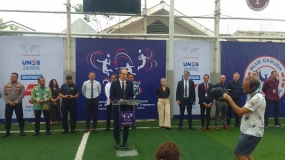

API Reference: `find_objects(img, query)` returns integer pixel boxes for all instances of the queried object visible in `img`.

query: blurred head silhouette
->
[155,142,180,160]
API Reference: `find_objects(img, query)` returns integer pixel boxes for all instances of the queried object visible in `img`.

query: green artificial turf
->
[0,119,284,160]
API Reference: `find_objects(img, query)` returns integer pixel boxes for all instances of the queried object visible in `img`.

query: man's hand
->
[176,101,180,105]
[192,101,196,105]
[203,103,207,107]
[9,102,15,106]
[119,99,124,101]
[38,100,45,104]
[207,103,212,108]
[223,93,232,102]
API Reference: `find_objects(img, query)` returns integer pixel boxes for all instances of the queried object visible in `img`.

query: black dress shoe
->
[71,130,76,133]
[32,132,39,136]
[84,128,89,133]
[2,133,11,138]
[189,127,195,131]
[122,142,129,148]
[178,127,182,130]
[165,127,172,130]
[20,131,26,136]
[46,131,51,135]
[115,143,120,150]
[62,130,69,134]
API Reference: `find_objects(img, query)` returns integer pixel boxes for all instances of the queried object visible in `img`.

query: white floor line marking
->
[74,132,90,160]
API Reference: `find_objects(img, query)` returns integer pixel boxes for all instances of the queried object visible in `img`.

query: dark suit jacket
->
[110,79,134,102]
[176,80,196,103]
[198,82,214,104]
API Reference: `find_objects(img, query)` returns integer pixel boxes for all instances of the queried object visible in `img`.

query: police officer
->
[2,72,25,137]
[59,75,79,134]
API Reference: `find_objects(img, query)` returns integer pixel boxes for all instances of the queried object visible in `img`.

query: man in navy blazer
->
[110,68,134,150]
[198,74,214,131]
[176,71,196,130]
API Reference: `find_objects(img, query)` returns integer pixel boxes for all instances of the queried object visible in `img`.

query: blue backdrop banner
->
[76,38,166,121]
[221,41,285,117]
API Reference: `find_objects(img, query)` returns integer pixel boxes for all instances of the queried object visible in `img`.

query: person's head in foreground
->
[155,142,180,160]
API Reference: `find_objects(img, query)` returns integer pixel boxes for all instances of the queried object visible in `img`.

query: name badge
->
[205,93,207,97]
[273,90,276,93]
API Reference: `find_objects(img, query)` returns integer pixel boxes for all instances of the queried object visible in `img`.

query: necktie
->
[91,81,93,99]
[184,80,187,97]
[205,83,208,91]
[122,81,125,90]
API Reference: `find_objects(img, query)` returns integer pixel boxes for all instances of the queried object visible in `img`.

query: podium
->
[112,100,141,157]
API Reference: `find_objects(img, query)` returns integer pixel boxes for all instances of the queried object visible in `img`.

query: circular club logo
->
[244,56,285,98]
[246,0,269,11]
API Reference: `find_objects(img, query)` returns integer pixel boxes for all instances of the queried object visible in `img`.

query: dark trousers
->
[265,99,280,125]
[5,103,25,132]
[227,98,241,126]
[178,98,193,127]
[113,105,130,144]
[200,104,211,127]
[34,110,50,132]
[106,104,113,128]
[61,102,77,131]
[85,98,98,129]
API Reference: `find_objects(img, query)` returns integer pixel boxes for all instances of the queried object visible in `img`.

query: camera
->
[211,88,232,102]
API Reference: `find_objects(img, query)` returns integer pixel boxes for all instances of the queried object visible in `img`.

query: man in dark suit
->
[176,71,196,130]
[198,74,214,131]
[110,68,134,150]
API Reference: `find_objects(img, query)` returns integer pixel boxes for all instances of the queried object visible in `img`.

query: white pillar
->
[143,0,147,34]
[66,0,71,72]
[214,0,221,73]
[168,0,174,70]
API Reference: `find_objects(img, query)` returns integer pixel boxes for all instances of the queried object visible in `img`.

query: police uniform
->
[60,83,79,132]
[2,82,25,135]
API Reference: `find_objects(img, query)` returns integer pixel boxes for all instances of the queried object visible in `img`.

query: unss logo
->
[183,62,199,67]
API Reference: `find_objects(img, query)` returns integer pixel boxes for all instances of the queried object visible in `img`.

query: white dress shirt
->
[105,82,111,105]
[119,79,126,90]
[82,80,101,99]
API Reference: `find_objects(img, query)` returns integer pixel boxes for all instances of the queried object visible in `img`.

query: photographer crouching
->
[223,75,265,160]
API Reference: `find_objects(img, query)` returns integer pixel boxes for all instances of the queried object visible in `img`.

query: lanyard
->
[272,81,276,87]
[219,83,225,89]
[248,92,258,101]
[66,84,70,91]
